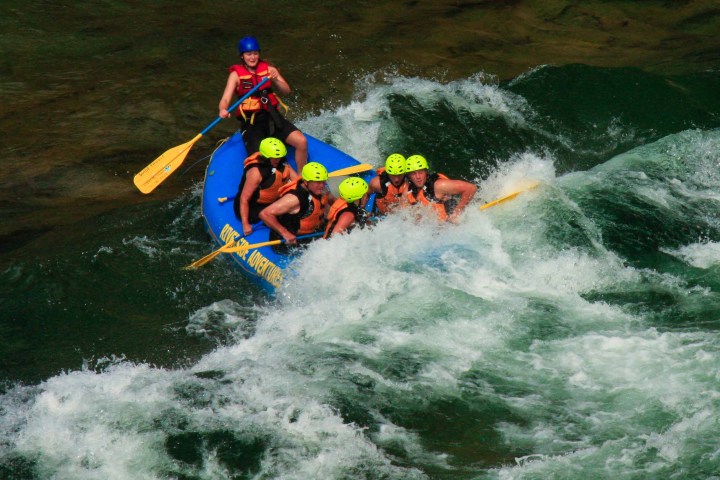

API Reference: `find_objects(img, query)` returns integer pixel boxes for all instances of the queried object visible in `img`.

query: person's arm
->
[219,71,239,118]
[436,178,477,223]
[239,169,262,236]
[259,195,301,244]
[266,64,291,96]
[368,176,382,194]
[396,179,410,207]
[286,166,299,181]
[329,211,356,237]
[324,191,336,217]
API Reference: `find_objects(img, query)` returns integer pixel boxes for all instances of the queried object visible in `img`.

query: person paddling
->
[368,153,409,215]
[404,155,477,223]
[324,177,371,238]
[218,36,309,170]
[259,162,333,251]
[235,137,298,237]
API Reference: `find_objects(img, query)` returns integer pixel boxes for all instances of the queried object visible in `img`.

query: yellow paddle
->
[186,232,323,270]
[185,237,239,269]
[480,181,540,210]
[133,77,271,194]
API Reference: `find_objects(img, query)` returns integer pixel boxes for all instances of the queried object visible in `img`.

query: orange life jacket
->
[323,199,366,238]
[229,61,280,118]
[277,178,329,235]
[406,172,450,222]
[374,167,409,214]
[240,152,292,205]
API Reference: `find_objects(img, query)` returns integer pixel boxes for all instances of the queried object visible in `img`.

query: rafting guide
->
[218,36,309,171]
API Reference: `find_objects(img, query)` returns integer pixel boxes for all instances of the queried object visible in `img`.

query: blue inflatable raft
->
[201,131,374,294]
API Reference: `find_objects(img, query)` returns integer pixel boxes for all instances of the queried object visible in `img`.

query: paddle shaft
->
[219,231,323,255]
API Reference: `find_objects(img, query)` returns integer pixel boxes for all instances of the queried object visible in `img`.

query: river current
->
[2,2,720,479]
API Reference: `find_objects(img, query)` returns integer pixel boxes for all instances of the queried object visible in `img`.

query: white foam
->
[10,363,181,480]
[122,235,160,258]
[5,77,720,480]
[299,73,532,167]
[664,241,720,269]
[185,299,258,341]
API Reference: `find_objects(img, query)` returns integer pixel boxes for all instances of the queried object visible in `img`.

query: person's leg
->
[242,125,265,156]
[285,130,308,171]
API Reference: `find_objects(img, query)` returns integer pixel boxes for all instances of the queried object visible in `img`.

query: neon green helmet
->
[384,154,406,175]
[338,177,369,203]
[259,137,287,159]
[301,162,329,182]
[405,155,429,173]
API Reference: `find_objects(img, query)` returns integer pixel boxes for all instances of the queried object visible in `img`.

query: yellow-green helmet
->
[301,162,329,182]
[384,154,406,175]
[338,177,369,203]
[259,137,287,159]
[405,155,429,173]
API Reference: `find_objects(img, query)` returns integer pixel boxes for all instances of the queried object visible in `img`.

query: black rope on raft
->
[179,137,231,177]
[179,153,211,177]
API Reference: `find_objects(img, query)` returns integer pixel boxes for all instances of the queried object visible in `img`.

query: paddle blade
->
[328,163,374,178]
[185,244,230,269]
[134,133,203,194]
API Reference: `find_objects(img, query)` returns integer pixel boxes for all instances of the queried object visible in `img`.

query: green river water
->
[2,1,720,479]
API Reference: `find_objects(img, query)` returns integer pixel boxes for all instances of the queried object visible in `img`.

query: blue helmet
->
[237,36,260,54]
